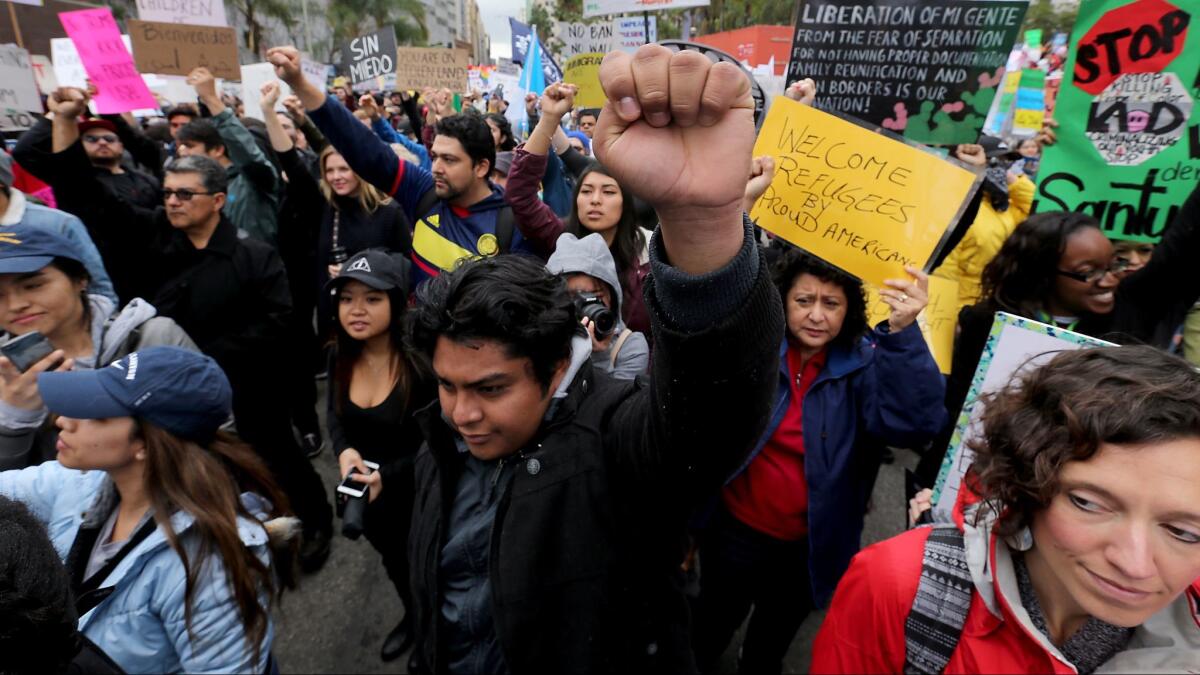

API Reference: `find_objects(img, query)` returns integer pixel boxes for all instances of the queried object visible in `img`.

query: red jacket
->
[811,514,1200,673]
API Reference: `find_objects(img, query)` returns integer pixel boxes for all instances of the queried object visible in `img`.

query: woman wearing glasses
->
[916,184,1200,487]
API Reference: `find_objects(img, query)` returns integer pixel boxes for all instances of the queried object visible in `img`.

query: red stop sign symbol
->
[1074,0,1190,96]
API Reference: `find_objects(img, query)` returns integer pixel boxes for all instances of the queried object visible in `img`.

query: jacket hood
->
[546,233,625,321]
[90,295,159,366]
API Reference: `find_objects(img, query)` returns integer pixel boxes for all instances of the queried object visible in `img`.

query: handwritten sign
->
[932,313,1113,519]
[29,55,58,96]
[128,19,238,80]
[0,45,43,131]
[59,8,158,114]
[341,27,398,89]
[866,275,958,374]
[787,0,1029,145]
[1011,68,1045,136]
[393,47,468,92]
[1035,0,1199,243]
[750,96,979,288]
[614,16,656,52]
[136,0,228,27]
[583,0,709,19]
[239,62,289,121]
[563,53,606,108]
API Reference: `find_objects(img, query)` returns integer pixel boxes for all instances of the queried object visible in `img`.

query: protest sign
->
[0,45,43,131]
[59,8,158,114]
[931,312,1114,519]
[750,96,979,288]
[614,16,656,52]
[563,53,606,109]
[239,62,288,121]
[394,47,468,92]
[865,275,958,374]
[1010,68,1045,137]
[583,0,708,19]
[128,19,238,80]
[468,65,496,93]
[557,21,615,58]
[1034,0,1199,243]
[136,0,228,27]
[29,55,58,95]
[341,27,398,89]
[786,0,1029,145]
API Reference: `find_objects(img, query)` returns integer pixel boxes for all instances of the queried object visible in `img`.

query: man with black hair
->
[351,44,780,674]
[268,47,534,286]
[577,108,599,138]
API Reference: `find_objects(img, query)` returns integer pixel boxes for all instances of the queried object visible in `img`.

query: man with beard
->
[267,47,531,285]
[76,118,161,209]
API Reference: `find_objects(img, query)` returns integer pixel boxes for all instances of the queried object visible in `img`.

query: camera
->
[329,245,349,266]
[574,293,616,340]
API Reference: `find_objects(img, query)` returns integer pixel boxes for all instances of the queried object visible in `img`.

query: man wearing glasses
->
[13,85,336,571]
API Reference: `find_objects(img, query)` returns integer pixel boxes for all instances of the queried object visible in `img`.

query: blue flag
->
[509,18,532,65]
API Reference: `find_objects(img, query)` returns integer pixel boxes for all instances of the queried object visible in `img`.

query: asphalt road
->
[273,383,915,674]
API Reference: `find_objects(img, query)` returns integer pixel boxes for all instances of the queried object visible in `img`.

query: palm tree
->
[328,0,427,56]
[227,0,300,56]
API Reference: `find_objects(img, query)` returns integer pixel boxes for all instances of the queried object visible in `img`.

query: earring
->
[136,453,146,461]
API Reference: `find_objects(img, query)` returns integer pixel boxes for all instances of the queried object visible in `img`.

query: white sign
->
[7,0,43,6]
[583,0,709,20]
[301,59,331,90]
[0,45,43,131]
[240,62,289,121]
[136,0,228,27]
[29,55,58,95]
[613,16,656,52]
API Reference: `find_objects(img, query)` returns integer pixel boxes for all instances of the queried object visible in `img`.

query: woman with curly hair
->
[689,246,946,674]
[813,346,1200,673]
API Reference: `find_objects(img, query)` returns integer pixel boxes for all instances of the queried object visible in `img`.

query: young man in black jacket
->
[12,87,334,569]
[276,45,783,673]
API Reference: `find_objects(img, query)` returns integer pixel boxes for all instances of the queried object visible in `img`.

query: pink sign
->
[58,8,157,114]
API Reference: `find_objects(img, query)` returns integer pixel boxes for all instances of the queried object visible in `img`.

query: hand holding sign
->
[954,144,986,168]
[187,67,219,109]
[744,156,776,214]
[880,267,929,333]
[784,78,816,105]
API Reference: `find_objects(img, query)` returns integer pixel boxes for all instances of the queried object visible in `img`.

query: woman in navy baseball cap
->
[0,346,296,673]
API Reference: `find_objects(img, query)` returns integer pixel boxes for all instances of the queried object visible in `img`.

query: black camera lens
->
[574,293,616,340]
[330,246,348,265]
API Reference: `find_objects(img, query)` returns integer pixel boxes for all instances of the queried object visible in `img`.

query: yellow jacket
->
[934,175,1035,310]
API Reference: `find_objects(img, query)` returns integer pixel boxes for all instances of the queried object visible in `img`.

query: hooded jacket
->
[546,232,650,380]
[811,499,1200,673]
[210,109,280,244]
[0,187,117,304]
[0,295,196,470]
[307,96,533,287]
[0,461,278,673]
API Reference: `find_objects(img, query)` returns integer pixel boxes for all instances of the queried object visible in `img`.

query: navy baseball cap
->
[327,249,410,296]
[0,225,86,274]
[38,346,232,442]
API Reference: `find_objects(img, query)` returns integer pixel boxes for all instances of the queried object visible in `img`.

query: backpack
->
[903,525,973,674]
[414,189,516,254]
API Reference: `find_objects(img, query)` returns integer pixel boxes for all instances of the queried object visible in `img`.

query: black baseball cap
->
[327,249,410,296]
[0,225,86,274]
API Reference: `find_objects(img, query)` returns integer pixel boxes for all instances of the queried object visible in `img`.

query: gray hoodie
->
[546,233,650,380]
[0,294,197,470]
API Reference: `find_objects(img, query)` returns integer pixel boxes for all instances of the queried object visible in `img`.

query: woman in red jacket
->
[812,346,1200,674]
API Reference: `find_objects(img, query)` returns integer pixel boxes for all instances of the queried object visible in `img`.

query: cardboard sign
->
[931,313,1114,519]
[787,0,1029,145]
[0,45,43,131]
[394,47,468,92]
[1035,0,1199,243]
[341,27,398,88]
[58,8,158,114]
[583,0,708,19]
[750,96,980,288]
[136,0,228,27]
[562,53,606,109]
[29,55,58,96]
[128,19,238,80]
[865,275,958,374]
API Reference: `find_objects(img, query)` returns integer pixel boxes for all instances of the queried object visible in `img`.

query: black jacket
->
[408,226,784,674]
[12,133,292,390]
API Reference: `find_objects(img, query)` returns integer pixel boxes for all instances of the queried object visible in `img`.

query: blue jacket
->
[0,461,274,674]
[309,96,533,287]
[2,188,117,303]
[726,323,946,607]
[370,116,432,171]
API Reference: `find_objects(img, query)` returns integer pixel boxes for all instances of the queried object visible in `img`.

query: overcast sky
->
[481,0,527,61]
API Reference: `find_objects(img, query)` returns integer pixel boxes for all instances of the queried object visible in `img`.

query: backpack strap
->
[494,205,515,253]
[414,187,439,222]
[609,329,633,369]
[903,525,973,675]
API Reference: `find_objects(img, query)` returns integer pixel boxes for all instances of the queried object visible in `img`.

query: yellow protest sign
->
[563,53,606,108]
[750,97,978,288]
[865,275,959,374]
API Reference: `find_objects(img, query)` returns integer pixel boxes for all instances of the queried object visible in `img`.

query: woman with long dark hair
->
[503,82,652,333]
[0,346,296,673]
[325,249,434,663]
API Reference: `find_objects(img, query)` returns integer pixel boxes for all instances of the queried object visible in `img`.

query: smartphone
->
[336,460,380,498]
[905,469,934,528]
[0,331,56,372]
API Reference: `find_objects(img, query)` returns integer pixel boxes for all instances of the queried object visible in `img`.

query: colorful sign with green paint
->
[785,0,1030,145]
[1035,0,1199,242]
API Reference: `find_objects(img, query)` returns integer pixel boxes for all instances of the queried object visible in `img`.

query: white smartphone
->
[336,460,380,498]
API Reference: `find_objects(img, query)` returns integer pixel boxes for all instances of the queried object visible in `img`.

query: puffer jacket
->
[0,295,196,470]
[934,175,1034,310]
[811,499,1200,673]
[0,461,277,674]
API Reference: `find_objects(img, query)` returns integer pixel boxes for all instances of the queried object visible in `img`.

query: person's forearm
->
[658,203,746,276]
[293,78,328,112]
[199,90,225,116]
[526,114,562,156]
[263,107,294,153]
[51,113,80,152]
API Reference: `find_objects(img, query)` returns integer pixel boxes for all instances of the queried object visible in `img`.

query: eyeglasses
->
[82,134,119,144]
[162,189,215,202]
[1056,258,1131,284]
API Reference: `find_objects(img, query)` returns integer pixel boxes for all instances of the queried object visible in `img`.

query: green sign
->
[1034,0,1200,242]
